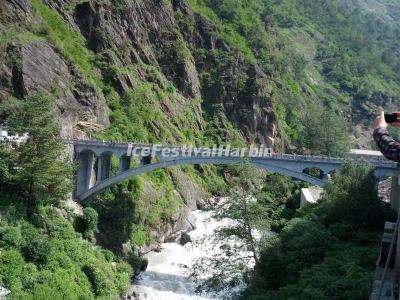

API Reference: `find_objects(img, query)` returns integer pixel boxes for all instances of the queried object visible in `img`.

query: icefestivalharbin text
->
[126,144,274,158]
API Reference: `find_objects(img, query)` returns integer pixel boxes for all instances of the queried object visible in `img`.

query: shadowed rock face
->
[0,0,277,145]
[19,42,109,138]
[0,40,109,139]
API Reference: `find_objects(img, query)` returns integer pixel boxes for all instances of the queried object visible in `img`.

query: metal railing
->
[64,139,398,168]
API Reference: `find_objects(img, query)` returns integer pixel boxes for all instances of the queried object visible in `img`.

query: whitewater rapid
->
[130,209,248,300]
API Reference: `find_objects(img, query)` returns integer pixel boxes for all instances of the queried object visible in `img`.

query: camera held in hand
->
[384,113,400,124]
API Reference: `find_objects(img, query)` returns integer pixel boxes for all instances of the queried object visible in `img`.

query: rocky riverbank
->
[129,207,248,300]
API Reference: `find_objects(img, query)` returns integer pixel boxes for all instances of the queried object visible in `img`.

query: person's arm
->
[373,111,400,162]
[373,128,400,161]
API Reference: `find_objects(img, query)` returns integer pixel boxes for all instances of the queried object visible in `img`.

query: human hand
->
[373,110,388,130]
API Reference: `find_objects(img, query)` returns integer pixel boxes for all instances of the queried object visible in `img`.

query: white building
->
[0,125,29,145]
[0,126,7,142]
[0,286,10,299]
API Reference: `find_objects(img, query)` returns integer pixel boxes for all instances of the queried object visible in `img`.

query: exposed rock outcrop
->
[170,169,208,210]
[0,41,109,138]
[0,0,37,25]
[0,0,278,256]
[174,1,277,146]
[35,0,277,145]
[137,177,201,255]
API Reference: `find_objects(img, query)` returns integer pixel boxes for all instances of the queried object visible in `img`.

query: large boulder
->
[180,232,192,245]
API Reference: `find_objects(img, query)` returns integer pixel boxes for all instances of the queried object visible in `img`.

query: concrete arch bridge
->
[66,140,399,202]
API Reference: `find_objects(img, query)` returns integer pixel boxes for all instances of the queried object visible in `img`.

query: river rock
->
[164,232,180,243]
[180,232,192,245]
[140,258,149,272]
[196,198,206,209]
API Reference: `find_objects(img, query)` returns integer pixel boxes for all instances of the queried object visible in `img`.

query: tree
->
[0,93,72,214]
[314,162,388,230]
[75,207,99,240]
[243,162,392,299]
[191,163,271,293]
[301,105,351,156]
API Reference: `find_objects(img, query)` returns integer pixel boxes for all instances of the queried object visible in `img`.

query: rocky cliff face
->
[0,0,277,145]
[0,1,109,139]
[0,0,277,252]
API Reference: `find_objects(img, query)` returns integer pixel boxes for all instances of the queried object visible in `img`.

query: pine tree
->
[0,93,72,213]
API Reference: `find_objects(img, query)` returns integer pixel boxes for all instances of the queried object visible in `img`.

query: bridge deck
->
[65,139,398,168]
[66,139,399,201]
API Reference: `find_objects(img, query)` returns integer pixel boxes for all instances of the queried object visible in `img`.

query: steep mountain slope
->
[0,0,399,298]
[186,0,400,149]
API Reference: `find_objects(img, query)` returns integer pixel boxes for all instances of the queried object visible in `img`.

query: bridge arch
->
[78,156,327,201]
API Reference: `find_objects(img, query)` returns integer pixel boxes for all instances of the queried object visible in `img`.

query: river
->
[130,208,251,300]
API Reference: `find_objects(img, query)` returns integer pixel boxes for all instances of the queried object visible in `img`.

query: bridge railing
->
[63,138,153,148]
[64,139,399,168]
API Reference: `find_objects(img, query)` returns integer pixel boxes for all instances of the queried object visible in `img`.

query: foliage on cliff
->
[0,0,398,297]
[189,0,400,149]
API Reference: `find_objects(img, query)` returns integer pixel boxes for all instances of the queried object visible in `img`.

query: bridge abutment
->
[97,154,111,182]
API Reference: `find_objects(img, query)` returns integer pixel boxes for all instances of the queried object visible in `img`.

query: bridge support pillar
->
[322,173,331,183]
[119,156,131,173]
[97,154,111,182]
[76,152,96,197]
[140,155,152,166]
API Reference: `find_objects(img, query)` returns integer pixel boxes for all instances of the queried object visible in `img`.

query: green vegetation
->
[30,0,101,90]
[0,93,71,214]
[242,162,394,299]
[0,209,132,299]
[191,165,307,294]
[188,0,400,151]
[0,93,132,298]
[91,181,138,250]
[100,74,204,145]
[300,105,350,156]
[0,0,397,298]
[74,207,99,240]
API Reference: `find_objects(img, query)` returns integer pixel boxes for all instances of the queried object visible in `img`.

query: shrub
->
[0,250,24,289]
[82,263,112,296]
[22,234,51,266]
[74,207,99,239]
[0,226,22,249]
